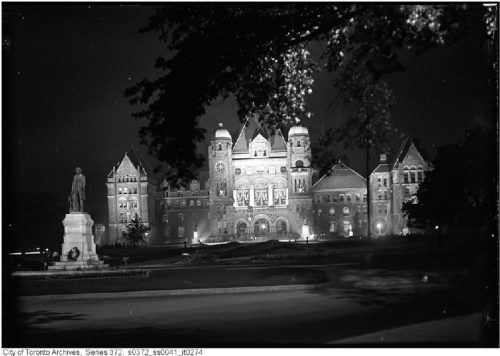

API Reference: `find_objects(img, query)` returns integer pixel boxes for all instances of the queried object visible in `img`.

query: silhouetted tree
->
[126,3,496,190]
[404,117,498,236]
[123,213,151,246]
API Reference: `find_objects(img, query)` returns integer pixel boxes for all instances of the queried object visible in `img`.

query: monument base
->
[49,260,108,271]
[48,212,108,270]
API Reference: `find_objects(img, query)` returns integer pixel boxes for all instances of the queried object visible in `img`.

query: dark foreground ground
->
[3,236,498,347]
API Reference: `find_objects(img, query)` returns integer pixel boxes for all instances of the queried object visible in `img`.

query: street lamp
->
[376,222,382,236]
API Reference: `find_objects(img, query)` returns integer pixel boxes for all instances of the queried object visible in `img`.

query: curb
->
[18,283,320,302]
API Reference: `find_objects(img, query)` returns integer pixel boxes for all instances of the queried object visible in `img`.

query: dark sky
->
[3,4,494,224]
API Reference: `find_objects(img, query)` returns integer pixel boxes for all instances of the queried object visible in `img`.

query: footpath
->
[330,312,484,346]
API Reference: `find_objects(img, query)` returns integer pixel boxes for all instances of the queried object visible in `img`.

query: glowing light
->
[435,225,439,230]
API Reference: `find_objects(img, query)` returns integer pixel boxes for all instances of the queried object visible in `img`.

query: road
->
[8,265,485,347]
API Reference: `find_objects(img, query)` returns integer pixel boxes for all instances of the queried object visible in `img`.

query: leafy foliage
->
[123,213,151,246]
[404,117,498,234]
[126,4,493,183]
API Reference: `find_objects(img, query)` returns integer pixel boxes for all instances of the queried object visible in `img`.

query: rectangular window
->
[384,191,388,200]
[383,178,387,187]
[180,200,186,208]
[189,200,194,207]
[316,195,321,203]
[417,171,423,182]
[363,194,367,202]
[333,195,338,203]
[197,200,201,206]
[356,194,360,202]
[377,178,381,187]
[410,172,416,183]
[325,195,331,203]
[339,194,344,202]
[347,194,351,202]
[404,173,409,184]
[378,193,382,200]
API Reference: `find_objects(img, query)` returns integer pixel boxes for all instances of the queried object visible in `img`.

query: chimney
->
[380,154,387,163]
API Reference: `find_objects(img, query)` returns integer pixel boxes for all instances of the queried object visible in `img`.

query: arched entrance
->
[254,219,270,238]
[236,221,248,240]
[276,220,288,238]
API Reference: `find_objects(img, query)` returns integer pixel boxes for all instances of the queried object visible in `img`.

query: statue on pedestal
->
[70,167,86,212]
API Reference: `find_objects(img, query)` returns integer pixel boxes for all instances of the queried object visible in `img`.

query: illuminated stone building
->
[157,173,211,244]
[311,161,368,237]
[205,117,313,241]
[370,138,430,235]
[106,147,157,245]
[108,124,429,243]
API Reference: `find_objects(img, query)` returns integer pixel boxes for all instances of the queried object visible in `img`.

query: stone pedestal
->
[49,212,108,270]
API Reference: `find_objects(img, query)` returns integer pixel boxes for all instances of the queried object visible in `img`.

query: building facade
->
[107,123,429,243]
[370,138,430,235]
[204,119,313,242]
[311,161,368,237]
[106,147,157,245]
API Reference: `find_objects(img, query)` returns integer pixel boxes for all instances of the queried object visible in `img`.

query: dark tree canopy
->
[126,4,495,184]
[403,117,498,235]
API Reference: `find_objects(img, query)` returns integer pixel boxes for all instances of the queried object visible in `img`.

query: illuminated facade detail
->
[203,117,313,241]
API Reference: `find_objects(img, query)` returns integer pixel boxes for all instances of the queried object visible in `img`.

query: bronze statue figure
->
[70,167,86,212]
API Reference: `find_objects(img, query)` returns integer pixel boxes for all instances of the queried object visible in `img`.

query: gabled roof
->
[312,161,366,191]
[394,137,413,165]
[232,114,287,153]
[109,146,154,177]
[372,163,391,174]
[392,137,426,169]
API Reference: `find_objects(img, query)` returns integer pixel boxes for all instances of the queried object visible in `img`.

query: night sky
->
[3,4,494,225]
